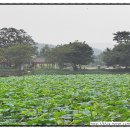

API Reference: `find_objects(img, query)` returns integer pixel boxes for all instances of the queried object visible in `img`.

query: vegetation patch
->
[0,74,130,126]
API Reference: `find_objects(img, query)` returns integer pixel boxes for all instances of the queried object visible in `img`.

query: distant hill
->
[93,48,102,56]
[36,43,55,52]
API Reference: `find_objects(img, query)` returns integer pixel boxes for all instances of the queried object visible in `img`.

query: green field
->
[0,74,130,126]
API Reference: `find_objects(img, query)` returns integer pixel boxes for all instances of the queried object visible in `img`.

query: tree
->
[40,44,51,57]
[0,48,5,62]
[113,31,130,44]
[47,40,94,70]
[0,27,35,47]
[40,45,55,68]
[102,48,117,67]
[112,43,130,69]
[50,45,73,69]
[0,27,37,70]
[4,44,35,70]
[65,41,94,70]
[112,31,130,68]
[103,42,130,69]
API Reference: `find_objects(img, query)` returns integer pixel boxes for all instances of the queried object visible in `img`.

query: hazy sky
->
[0,5,130,50]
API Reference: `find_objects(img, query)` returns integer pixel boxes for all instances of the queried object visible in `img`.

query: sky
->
[0,5,130,50]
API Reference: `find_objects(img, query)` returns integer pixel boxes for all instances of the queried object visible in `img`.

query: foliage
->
[113,31,130,44]
[40,44,55,66]
[41,41,94,70]
[40,44,51,57]
[102,48,116,66]
[50,45,73,69]
[112,43,130,68]
[4,44,35,70]
[102,43,130,68]
[0,48,6,62]
[0,27,35,48]
[65,41,94,70]
[0,74,130,126]
[102,31,130,68]
[0,27,38,70]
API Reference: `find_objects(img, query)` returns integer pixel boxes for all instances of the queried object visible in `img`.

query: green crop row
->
[0,74,130,126]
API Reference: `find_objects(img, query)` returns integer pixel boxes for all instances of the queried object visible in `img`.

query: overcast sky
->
[0,5,130,50]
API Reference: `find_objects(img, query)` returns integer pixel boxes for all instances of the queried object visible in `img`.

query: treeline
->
[0,27,94,71]
[0,27,130,71]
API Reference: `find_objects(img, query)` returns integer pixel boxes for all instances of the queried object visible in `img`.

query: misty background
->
[0,5,130,51]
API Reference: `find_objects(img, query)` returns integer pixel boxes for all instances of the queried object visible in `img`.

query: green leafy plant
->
[0,74,130,126]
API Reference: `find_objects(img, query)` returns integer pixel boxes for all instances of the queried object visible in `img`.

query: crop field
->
[0,74,130,126]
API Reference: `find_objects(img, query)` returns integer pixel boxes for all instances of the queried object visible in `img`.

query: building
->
[32,57,45,68]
